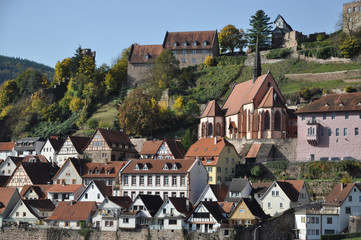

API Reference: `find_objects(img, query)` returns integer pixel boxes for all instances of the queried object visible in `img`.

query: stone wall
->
[285,69,361,82]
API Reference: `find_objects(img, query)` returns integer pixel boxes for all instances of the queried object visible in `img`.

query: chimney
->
[214,136,217,145]
[253,35,261,84]
[341,183,345,190]
[196,156,200,161]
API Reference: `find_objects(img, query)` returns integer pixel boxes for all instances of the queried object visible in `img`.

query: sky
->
[0,0,352,68]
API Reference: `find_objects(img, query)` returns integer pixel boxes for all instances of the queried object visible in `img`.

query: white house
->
[46,201,97,229]
[251,182,272,206]
[47,184,85,204]
[92,196,132,231]
[0,142,15,160]
[196,184,229,204]
[0,156,23,176]
[151,197,193,230]
[0,188,21,227]
[56,136,90,167]
[224,178,253,202]
[186,201,227,233]
[14,137,45,157]
[261,180,310,216]
[40,136,64,166]
[120,158,208,204]
[77,180,112,204]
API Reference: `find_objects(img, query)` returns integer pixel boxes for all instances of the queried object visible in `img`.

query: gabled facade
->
[224,178,252,202]
[92,196,132,231]
[83,128,138,163]
[20,184,52,200]
[251,182,272,205]
[140,139,186,159]
[272,15,293,48]
[6,162,58,189]
[46,201,97,229]
[120,158,207,204]
[47,184,85,204]
[51,158,84,185]
[296,92,361,161]
[196,184,229,203]
[0,142,15,160]
[186,201,227,233]
[0,156,23,176]
[40,135,64,166]
[56,136,90,167]
[152,197,193,230]
[77,180,112,204]
[228,198,269,227]
[5,199,55,226]
[261,180,310,216]
[185,137,240,184]
[0,188,21,227]
[14,137,45,157]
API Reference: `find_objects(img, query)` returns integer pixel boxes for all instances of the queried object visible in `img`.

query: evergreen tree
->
[246,10,272,51]
[181,128,196,152]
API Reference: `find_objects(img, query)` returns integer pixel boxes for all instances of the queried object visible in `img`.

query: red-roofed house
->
[296,92,361,161]
[196,184,229,203]
[0,156,23,176]
[260,180,310,216]
[140,139,186,159]
[46,201,97,229]
[40,135,64,166]
[20,184,53,200]
[185,137,240,184]
[0,142,15,160]
[77,180,112,204]
[47,184,85,204]
[120,158,207,204]
[0,187,21,227]
[83,128,138,163]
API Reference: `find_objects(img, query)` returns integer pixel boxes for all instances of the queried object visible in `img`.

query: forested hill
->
[0,55,54,84]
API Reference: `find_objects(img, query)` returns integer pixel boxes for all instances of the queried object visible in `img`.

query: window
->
[173,42,177,47]
[192,50,196,54]
[207,166,212,172]
[192,58,196,63]
[265,111,270,129]
[345,112,349,119]
[327,217,332,224]
[323,113,326,120]
[65,221,69,227]
[301,114,305,121]
[193,41,197,46]
[344,128,348,136]
[156,176,160,185]
[203,41,207,46]
[97,193,100,199]
[140,176,144,185]
[354,6,358,12]
[148,176,152,186]
[180,192,185,197]
[336,128,339,136]
[348,7,352,13]
[182,50,186,55]
[172,176,177,186]
[320,128,324,136]
[355,128,359,136]
[23,212,26,217]
[316,217,319,224]
[239,209,245,213]
[274,111,281,130]
[132,176,136,186]
[217,167,221,173]
[332,112,335,120]
[169,220,177,225]
[301,216,305,223]
[183,41,187,46]
[272,190,279,196]
[346,207,351,214]
[16,212,19,217]
[280,202,283,208]
[182,58,186,63]
[123,218,129,223]
[268,202,272,208]
[164,176,169,186]
[181,176,185,186]
[124,176,128,185]
[328,128,332,136]
[172,192,176,197]
[85,193,88,199]
[108,179,113,185]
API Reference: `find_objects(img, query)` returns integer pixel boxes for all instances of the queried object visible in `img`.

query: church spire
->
[253,36,261,84]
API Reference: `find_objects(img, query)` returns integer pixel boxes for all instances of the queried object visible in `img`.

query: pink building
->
[296,93,361,161]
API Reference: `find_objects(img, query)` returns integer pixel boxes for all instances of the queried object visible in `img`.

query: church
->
[198,42,297,140]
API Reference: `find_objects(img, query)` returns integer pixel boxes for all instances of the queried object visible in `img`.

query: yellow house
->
[185,137,240,184]
[229,198,269,227]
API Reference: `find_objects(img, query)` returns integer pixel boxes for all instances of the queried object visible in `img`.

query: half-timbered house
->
[140,139,186,159]
[56,136,90,167]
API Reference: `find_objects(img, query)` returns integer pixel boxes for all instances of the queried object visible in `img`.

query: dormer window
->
[173,41,178,47]
[203,41,208,46]
[143,164,149,170]
[88,170,93,174]
[357,102,361,106]
[144,53,150,60]
[213,147,217,151]
[95,170,100,174]
[163,164,169,170]
[206,158,212,163]
[193,41,197,46]
[194,148,198,151]
[183,41,188,46]
[172,164,178,170]
[106,170,111,175]
[324,103,329,107]
[204,148,208,151]
[134,164,140,170]
[339,102,344,107]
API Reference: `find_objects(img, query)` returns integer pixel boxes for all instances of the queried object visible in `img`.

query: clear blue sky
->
[0,0,351,68]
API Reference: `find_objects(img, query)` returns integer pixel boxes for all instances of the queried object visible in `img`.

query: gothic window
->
[265,111,270,130]
[216,123,221,136]
[202,123,206,137]
[208,123,213,136]
[274,111,281,130]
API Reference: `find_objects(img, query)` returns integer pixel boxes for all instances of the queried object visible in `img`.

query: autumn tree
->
[118,88,160,136]
[53,58,72,85]
[15,69,47,95]
[219,24,247,53]
[340,37,361,58]
[0,80,19,108]
[246,10,273,50]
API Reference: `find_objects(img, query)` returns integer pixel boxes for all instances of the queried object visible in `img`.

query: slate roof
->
[129,44,163,64]
[185,137,233,158]
[122,158,195,174]
[48,138,65,152]
[47,201,97,221]
[138,194,163,217]
[6,156,23,165]
[225,178,250,202]
[92,180,112,197]
[0,142,15,151]
[108,196,132,209]
[0,176,10,187]
[200,201,227,222]
[296,92,361,114]
[168,197,193,215]
[273,15,293,32]
[0,187,17,214]
[324,183,355,206]
[201,100,224,118]
[163,31,217,50]
[209,184,229,202]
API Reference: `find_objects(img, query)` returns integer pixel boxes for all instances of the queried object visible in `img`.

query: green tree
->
[204,56,215,67]
[182,128,196,151]
[15,69,45,95]
[70,46,83,76]
[340,37,361,58]
[0,80,19,108]
[219,24,247,53]
[246,10,272,50]
[53,58,72,85]
[118,88,160,136]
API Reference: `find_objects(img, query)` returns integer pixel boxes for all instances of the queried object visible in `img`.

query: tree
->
[79,55,96,77]
[0,80,19,108]
[69,97,83,112]
[118,88,160,136]
[53,58,72,85]
[70,46,83,76]
[246,10,273,51]
[340,37,361,58]
[182,128,196,151]
[219,24,247,53]
[204,56,215,67]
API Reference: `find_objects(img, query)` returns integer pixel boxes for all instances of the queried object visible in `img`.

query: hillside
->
[0,55,54,84]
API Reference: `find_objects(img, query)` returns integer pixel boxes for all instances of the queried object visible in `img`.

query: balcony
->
[306,123,320,146]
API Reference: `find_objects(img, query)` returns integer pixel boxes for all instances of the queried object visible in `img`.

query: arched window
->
[208,123,213,136]
[274,111,281,130]
[202,123,206,137]
[216,123,221,136]
[265,111,270,130]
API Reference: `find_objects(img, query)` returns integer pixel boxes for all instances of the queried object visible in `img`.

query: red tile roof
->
[22,155,48,163]
[0,187,17,214]
[245,143,261,158]
[276,180,305,202]
[0,142,15,151]
[129,44,163,64]
[163,31,217,50]
[209,184,229,202]
[81,161,127,178]
[69,136,91,153]
[47,201,97,221]
[47,184,84,193]
[122,158,196,174]
[296,92,361,114]
[201,100,224,118]
[140,140,163,155]
[20,184,53,199]
[185,137,233,158]
[324,183,354,206]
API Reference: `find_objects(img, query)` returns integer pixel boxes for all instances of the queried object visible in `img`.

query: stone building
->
[343,0,361,34]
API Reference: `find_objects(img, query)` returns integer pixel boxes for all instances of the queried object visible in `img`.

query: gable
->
[7,165,33,187]
[52,159,82,181]
[229,200,254,220]
[9,200,37,219]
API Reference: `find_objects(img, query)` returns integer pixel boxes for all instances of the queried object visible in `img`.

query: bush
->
[87,118,99,129]
[215,56,247,66]
[266,48,292,59]
[317,34,325,41]
[340,37,361,58]
[204,56,215,67]
[345,86,357,93]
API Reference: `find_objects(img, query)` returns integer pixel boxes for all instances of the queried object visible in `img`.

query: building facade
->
[343,1,361,34]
